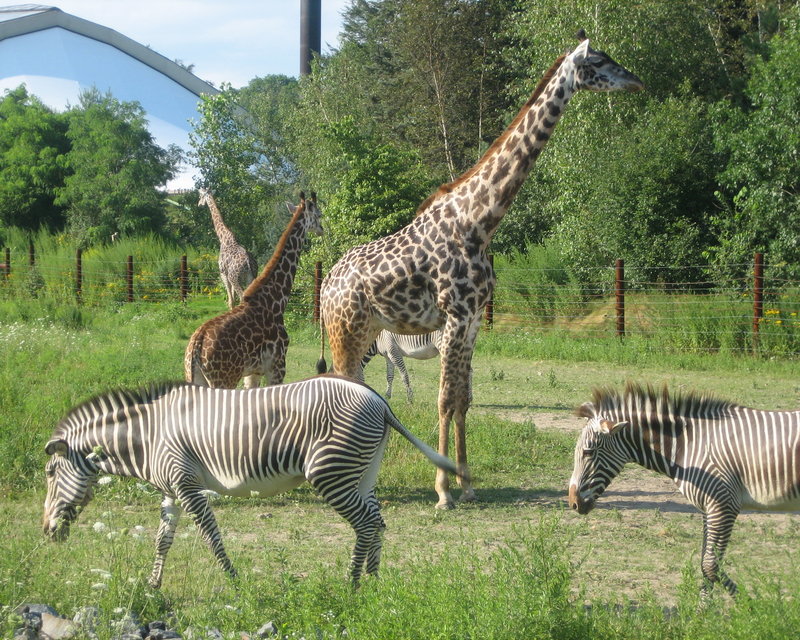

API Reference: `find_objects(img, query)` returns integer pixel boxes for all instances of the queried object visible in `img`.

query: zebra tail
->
[316,317,327,374]
[385,409,463,480]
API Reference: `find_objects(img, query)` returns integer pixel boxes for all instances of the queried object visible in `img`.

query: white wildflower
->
[198,489,220,499]
[106,531,120,540]
[91,582,108,591]
[97,476,113,486]
[92,521,107,533]
[250,490,260,498]
[89,569,112,580]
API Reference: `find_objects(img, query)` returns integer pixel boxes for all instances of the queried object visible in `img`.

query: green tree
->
[55,89,180,245]
[711,7,800,279]
[0,86,69,230]
[189,83,298,257]
[313,115,433,262]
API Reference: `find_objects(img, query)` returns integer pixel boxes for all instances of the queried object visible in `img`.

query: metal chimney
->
[300,0,321,76]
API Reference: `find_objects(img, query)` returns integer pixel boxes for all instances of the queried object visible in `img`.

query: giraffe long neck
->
[206,195,235,245]
[422,54,574,250]
[242,208,310,312]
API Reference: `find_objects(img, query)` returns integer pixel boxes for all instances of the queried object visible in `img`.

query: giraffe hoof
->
[435,498,455,510]
[458,488,477,503]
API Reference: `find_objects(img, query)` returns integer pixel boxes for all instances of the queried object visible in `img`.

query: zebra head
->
[43,438,101,541]
[567,401,629,515]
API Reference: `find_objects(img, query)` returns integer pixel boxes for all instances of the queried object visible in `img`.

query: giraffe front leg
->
[149,495,181,589]
[435,396,455,510]
[454,403,475,503]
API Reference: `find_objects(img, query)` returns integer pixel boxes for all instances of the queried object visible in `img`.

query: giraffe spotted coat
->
[199,188,259,309]
[321,32,642,508]
[186,193,323,389]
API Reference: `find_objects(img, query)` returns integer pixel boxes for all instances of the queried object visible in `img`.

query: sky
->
[46,0,352,88]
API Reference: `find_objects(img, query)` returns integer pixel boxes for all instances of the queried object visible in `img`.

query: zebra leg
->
[178,485,237,580]
[384,358,394,398]
[312,481,384,586]
[149,495,181,588]
[700,509,738,599]
[364,493,386,577]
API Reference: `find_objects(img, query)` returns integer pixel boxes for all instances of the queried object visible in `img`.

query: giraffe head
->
[291,191,324,237]
[198,187,212,207]
[566,29,643,93]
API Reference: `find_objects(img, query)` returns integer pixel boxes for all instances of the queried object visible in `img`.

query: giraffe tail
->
[185,329,212,387]
[316,316,328,374]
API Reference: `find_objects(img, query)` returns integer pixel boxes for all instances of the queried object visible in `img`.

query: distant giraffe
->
[199,187,259,309]
[186,192,323,389]
[319,32,642,508]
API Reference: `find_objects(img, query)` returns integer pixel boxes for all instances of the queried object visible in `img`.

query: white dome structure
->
[0,4,219,189]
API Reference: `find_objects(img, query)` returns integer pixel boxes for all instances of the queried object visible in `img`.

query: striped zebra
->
[43,376,461,587]
[361,330,443,402]
[568,383,800,597]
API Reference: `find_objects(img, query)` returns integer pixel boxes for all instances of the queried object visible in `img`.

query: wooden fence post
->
[75,248,82,303]
[126,255,134,303]
[313,261,322,324]
[752,252,764,353]
[485,254,494,329]
[615,259,625,338]
[180,255,188,303]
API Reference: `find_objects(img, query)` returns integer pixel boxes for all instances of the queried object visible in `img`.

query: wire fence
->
[1,246,798,357]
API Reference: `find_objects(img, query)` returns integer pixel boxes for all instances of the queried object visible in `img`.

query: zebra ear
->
[599,420,628,434]
[45,439,68,456]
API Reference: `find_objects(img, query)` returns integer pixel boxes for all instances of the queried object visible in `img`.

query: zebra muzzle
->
[568,484,595,515]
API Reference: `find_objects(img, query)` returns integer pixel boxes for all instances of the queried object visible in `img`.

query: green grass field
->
[2,298,800,639]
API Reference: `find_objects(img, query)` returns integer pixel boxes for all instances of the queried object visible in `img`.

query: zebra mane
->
[54,381,187,435]
[578,382,735,424]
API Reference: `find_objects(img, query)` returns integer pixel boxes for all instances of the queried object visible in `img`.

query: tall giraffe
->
[320,32,642,508]
[186,192,323,389]
[199,187,259,309]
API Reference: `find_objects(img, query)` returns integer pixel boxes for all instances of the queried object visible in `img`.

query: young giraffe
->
[320,32,642,508]
[186,192,323,389]
[199,187,259,309]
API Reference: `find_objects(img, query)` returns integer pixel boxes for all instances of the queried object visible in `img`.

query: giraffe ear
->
[571,38,590,63]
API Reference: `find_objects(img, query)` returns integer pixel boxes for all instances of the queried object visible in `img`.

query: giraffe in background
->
[319,32,642,508]
[199,187,259,309]
[186,192,323,389]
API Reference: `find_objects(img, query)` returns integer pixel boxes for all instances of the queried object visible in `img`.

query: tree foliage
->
[0,86,68,230]
[54,90,181,246]
[711,6,800,278]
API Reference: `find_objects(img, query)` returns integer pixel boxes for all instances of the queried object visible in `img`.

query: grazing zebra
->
[568,383,800,598]
[43,377,461,587]
[361,330,443,402]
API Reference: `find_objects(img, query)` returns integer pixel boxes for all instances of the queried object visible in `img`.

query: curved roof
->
[0,4,217,98]
[0,4,219,188]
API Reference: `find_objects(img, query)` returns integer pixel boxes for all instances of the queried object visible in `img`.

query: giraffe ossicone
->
[320,32,641,509]
[186,192,323,389]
